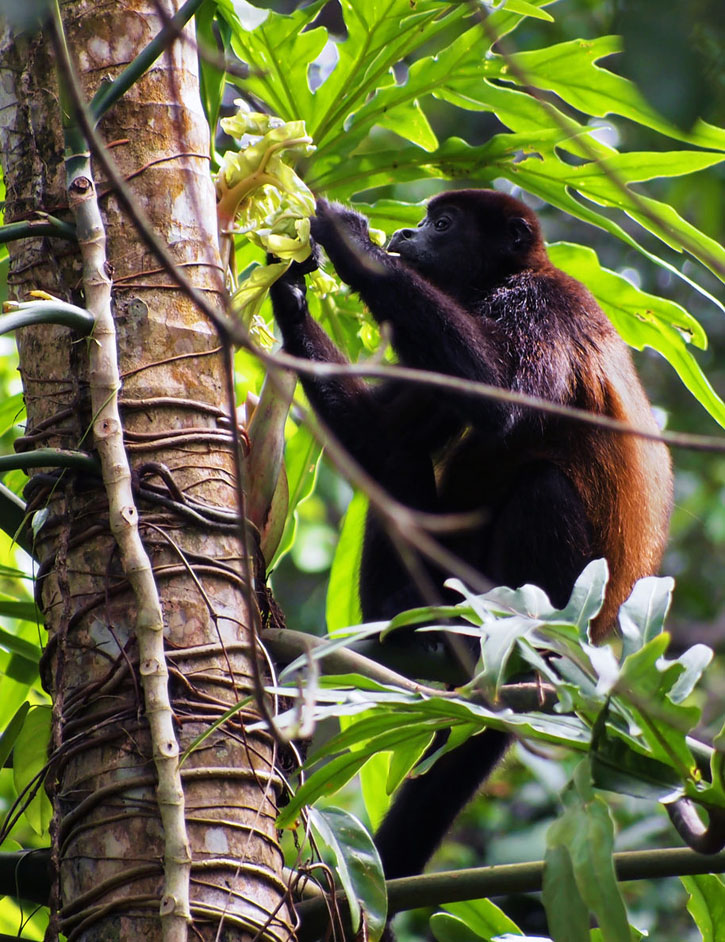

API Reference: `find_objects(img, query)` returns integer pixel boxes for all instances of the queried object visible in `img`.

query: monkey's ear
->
[508,216,534,250]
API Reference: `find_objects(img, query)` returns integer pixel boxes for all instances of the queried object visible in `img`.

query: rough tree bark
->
[0,2,294,940]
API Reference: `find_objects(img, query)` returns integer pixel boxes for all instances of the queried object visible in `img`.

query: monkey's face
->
[388,203,486,300]
[388,193,539,303]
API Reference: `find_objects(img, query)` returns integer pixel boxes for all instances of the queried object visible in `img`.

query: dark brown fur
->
[270,189,673,878]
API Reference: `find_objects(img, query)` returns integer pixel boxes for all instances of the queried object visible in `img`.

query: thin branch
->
[295,847,725,938]
[0,449,99,474]
[267,350,725,452]
[1,298,95,335]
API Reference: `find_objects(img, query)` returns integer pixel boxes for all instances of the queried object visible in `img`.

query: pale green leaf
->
[443,898,522,937]
[0,701,29,771]
[13,704,52,836]
[226,1,326,123]
[683,874,725,942]
[309,807,387,941]
[326,490,366,632]
[548,242,725,427]
[270,423,322,568]
[503,0,554,20]
[545,766,630,942]
[504,36,725,151]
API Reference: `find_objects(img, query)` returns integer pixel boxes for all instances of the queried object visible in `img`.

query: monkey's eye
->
[433,216,450,231]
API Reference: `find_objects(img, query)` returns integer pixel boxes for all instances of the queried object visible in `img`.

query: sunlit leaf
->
[13,704,52,836]
[683,873,725,942]
[0,701,29,771]
[326,491,366,631]
[503,36,725,151]
[442,898,521,938]
[618,576,675,657]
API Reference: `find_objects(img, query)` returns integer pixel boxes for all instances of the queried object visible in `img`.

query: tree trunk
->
[0,2,294,940]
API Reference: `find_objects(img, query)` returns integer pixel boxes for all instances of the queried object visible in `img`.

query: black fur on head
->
[388,188,548,302]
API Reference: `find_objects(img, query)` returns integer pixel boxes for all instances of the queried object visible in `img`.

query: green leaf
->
[442,898,522,938]
[0,595,41,625]
[435,75,607,162]
[543,843,590,942]
[340,23,485,154]
[309,129,562,198]
[0,625,41,665]
[503,0,554,21]
[558,559,608,634]
[431,913,487,942]
[0,701,30,771]
[618,576,674,658]
[667,645,714,704]
[326,490,366,631]
[617,636,700,771]
[0,482,30,554]
[683,873,725,942]
[270,422,322,568]
[226,1,326,125]
[358,747,393,831]
[506,150,725,286]
[278,745,373,828]
[548,242,725,426]
[13,704,52,836]
[4,651,41,685]
[375,98,438,152]
[545,764,630,942]
[504,36,725,151]
[386,732,432,796]
[308,806,387,940]
[591,736,683,801]
[478,615,534,696]
[499,155,724,312]
[311,2,468,151]
[196,0,230,145]
[0,391,24,436]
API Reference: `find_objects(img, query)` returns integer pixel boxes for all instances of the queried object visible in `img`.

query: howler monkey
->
[270,189,673,879]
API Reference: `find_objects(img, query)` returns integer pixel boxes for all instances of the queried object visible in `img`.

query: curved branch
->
[296,846,725,939]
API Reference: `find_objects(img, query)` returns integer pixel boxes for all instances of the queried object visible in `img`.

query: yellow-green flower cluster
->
[216,100,315,264]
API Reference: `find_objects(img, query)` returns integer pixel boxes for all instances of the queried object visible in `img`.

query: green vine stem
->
[0,297,94,335]
[0,449,99,474]
[0,216,75,243]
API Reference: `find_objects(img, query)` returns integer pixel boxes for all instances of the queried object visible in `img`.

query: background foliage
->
[0,0,724,940]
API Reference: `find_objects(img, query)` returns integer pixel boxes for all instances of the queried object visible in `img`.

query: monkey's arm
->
[270,265,386,463]
[271,265,441,506]
[310,201,515,422]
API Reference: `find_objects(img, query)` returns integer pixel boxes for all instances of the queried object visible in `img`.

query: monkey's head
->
[387,189,548,303]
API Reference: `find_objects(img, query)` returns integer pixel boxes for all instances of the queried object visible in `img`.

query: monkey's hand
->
[268,251,316,329]
[311,198,370,245]
[310,198,389,288]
